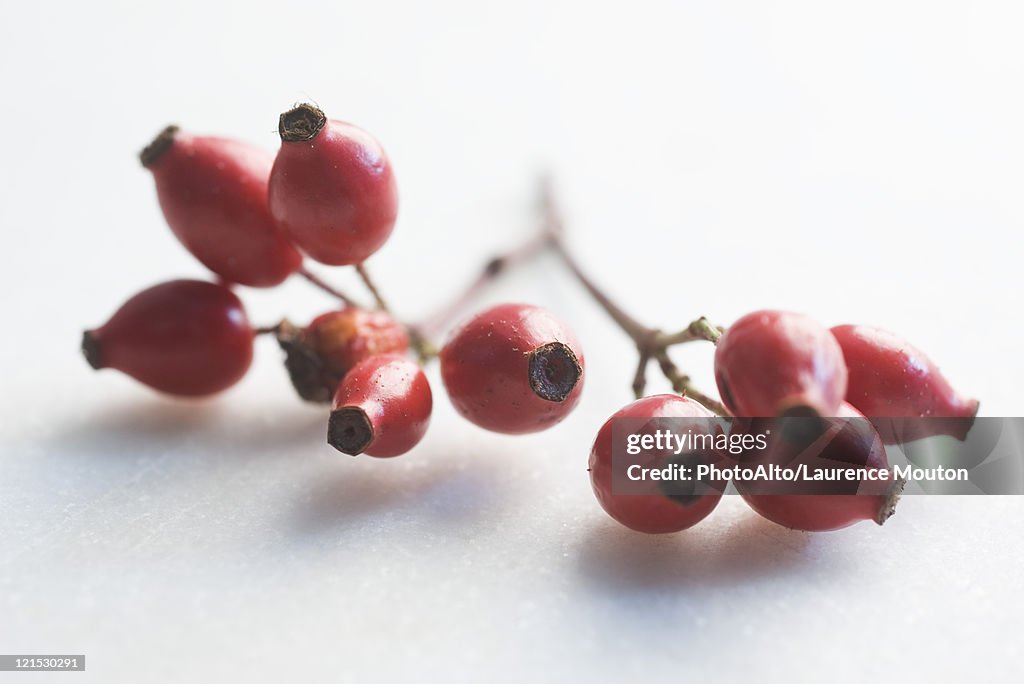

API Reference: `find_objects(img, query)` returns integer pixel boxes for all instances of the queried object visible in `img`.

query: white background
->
[2,1,1023,681]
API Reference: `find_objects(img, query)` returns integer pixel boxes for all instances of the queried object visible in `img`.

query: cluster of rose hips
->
[82,103,979,536]
[82,104,585,460]
[590,311,979,533]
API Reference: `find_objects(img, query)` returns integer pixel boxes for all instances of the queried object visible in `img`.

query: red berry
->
[328,354,432,457]
[715,310,847,417]
[307,308,409,371]
[140,126,302,287]
[589,395,724,534]
[268,104,398,266]
[275,308,409,403]
[82,280,253,397]
[831,324,979,442]
[735,402,903,531]
[440,304,584,434]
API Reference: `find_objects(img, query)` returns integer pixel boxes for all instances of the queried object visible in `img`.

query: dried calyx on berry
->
[734,403,905,531]
[275,308,410,403]
[269,103,398,266]
[140,125,302,287]
[440,303,585,434]
[82,279,254,397]
[589,395,725,534]
[278,104,327,142]
[327,354,433,458]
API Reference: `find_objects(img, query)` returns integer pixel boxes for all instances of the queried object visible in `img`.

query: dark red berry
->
[735,402,903,531]
[715,310,847,417]
[141,126,302,287]
[82,280,253,397]
[328,354,432,458]
[275,308,409,403]
[589,395,724,534]
[269,104,398,266]
[440,304,584,434]
[831,324,980,442]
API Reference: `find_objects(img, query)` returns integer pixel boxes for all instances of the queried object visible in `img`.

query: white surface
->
[2,1,1023,681]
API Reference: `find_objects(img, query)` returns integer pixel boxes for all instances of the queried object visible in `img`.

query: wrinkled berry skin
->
[269,104,398,265]
[141,127,302,287]
[715,310,847,417]
[440,304,585,434]
[82,280,254,397]
[276,308,410,403]
[589,395,723,534]
[328,355,432,458]
[831,325,980,442]
[735,403,902,531]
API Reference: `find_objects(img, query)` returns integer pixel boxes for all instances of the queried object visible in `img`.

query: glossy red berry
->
[328,354,432,458]
[715,310,847,417]
[275,308,409,403]
[268,104,398,266]
[831,324,979,442]
[589,395,724,534]
[440,304,584,434]
[140,126,302,287]
[735,402,903,531]
[82,280,254,397]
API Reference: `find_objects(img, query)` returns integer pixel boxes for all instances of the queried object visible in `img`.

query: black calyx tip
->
[279,104,327,142]
[876,476,906,526]
[328,407,375,455]
[81,330,103,370]
[528,341,582,402]
[139,125,180,167]
[778,404,826,448]
[275,321,339,404]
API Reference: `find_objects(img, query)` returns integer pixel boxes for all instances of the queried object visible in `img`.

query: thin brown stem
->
[539,177,729,415]
[254,323,282,336]
[354,263,391,312]
[414,229,556,341]
[540,182,652,341]
[632,352,651,399]
[355,262,435,362]
[654,349,729,416]
[659,317,723,346]
[296,265,361,307]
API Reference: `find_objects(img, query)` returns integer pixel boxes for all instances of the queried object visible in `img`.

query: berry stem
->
[296,265,362,307]
[355,262,436,362]
[412,229,556,341]
[653,349,728,416]
[659,317,724,346]
[354,262,391,312]
[631,352,651,398]
[538,178,730,416]
[540,187,651,341]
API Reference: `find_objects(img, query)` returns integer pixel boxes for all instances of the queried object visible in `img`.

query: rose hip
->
[735,402,903,531]
[440,304,584,434]
[589,395,724,534]
[715,310,847,417]
[831,324,979,442]
[276,308,409,403]
[269,104,398,265]
[141,126,302,287]
[82,280,254,397]
[328,354,432,457]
